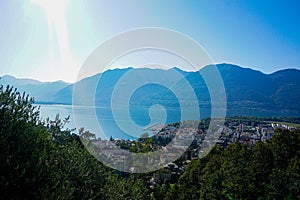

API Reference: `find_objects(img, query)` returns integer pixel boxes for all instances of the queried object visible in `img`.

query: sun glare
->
[30,0,78,82]
[30,0,68,40]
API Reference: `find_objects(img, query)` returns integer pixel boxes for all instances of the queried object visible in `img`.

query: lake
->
[38,104,188,140]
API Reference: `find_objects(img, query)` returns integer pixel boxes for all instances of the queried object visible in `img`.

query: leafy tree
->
[2,84,300,199]
[0,84,153,199]
[0,85,52,198]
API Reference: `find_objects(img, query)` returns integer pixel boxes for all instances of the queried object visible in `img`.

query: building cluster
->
[149,121,298,186]
[216,121,297,147]
[88,120,298,187]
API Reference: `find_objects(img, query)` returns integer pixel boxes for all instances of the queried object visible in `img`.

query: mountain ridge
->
[1,63,300,117]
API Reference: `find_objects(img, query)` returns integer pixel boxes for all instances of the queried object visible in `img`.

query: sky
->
[0,0,300,82]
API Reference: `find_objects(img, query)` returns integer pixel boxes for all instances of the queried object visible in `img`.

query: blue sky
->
[0,0,299,82]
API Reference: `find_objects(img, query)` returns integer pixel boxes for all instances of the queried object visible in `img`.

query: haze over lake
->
[38,104,186,140]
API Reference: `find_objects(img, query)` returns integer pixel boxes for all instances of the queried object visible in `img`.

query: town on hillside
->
[80,117,299,188]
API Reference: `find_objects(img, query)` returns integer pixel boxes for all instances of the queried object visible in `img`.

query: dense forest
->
[1,84,300,199]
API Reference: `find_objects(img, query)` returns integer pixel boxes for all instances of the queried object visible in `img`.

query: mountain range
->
[1,64,300,117]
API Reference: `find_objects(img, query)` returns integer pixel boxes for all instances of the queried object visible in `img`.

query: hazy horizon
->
[1,0,300,82]
[2,62,300,83]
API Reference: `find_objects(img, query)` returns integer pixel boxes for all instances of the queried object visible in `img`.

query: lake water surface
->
[38,104,186,140]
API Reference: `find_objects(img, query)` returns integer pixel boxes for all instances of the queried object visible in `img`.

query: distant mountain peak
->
[0,74,43,85]
[2,64,300,117]
[1,74,16,79]
[45,80,71,85]
[171,66,185,71]
[270,68,300,75]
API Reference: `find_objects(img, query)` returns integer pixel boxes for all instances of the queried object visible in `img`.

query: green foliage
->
[156,129,300,199]
[0,85,150,199]
[1,84,300,199]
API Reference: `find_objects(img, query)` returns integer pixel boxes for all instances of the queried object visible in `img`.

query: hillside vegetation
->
[1,84,299,199]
